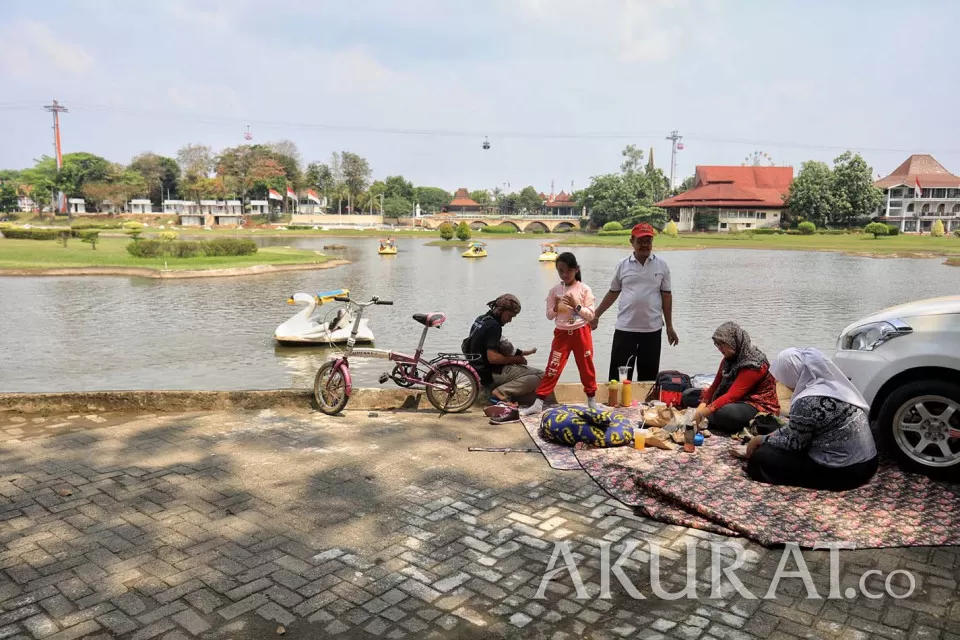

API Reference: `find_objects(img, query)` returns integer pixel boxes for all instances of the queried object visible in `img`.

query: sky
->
[1,0,959,194]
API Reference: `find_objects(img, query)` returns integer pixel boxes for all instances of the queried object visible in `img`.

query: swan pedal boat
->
[378,239,397,255]
[274,288,374,346]
[462,242,488,258]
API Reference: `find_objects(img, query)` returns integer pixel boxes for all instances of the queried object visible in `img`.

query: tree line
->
[0,140,884,229]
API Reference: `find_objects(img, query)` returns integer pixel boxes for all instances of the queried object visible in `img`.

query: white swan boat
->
[274,288,375,346]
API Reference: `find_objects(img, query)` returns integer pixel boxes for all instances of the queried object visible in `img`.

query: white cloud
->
[507,0,694,62]
[0,20,95,75]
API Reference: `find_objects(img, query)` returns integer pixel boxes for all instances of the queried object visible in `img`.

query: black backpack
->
[646,370,692,403]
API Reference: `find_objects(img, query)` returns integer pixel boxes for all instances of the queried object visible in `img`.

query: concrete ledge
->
[0,383,655,415]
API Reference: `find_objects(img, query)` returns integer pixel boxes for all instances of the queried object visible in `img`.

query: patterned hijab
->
[771,347,869,411]
[712,322,769,398]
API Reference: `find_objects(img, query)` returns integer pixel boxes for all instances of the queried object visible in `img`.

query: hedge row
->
[597,229,634,236]
[0,227,101,240]
[126,237,258,258]
[480,225,519,234]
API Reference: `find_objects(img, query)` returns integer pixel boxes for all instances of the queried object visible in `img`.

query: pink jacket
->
[545,281,596,330]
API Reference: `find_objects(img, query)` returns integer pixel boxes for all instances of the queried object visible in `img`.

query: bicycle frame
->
[326,297,479,399]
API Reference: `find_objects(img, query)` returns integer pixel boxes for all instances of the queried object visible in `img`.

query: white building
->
[199,200,226,215]
[875,154,960,233]
[249,200,268,215]
[68,198,86,214]
[129,199,153,214]
[17,196,36,212]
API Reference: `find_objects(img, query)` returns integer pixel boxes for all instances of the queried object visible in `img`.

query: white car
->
[835,295,960,475]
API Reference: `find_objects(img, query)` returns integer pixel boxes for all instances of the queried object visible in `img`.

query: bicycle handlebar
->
[334,295,392,307]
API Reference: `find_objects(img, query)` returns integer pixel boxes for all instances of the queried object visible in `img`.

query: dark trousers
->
[747,444,879,491]
[681,388,758,434]
[608,328,662,382]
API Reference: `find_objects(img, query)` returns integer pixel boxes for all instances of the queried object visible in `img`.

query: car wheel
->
[877,379,960,477]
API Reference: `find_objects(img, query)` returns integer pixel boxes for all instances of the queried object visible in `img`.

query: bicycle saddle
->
[412,312,446,328]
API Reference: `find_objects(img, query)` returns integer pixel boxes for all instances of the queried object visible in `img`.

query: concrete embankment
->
[0,383,652,415]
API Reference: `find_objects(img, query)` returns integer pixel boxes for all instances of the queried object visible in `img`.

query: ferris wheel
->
[742,151,774,166]
[243,125,253,141]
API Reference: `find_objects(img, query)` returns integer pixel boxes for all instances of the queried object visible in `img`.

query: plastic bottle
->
[608,380,619,407]
[683,423,696,453]
[620,380,632,407]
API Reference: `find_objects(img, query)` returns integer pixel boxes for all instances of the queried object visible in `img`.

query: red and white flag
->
[286,186,297,200]
[915,177,923,197]
[268,188,283,201]
[306,189,322,204]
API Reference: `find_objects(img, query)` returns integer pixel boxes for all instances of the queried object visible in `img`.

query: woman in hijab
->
[682,322,780,433]
[742,347,879,491]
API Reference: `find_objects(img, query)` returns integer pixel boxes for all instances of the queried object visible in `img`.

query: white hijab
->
[770,347,869,412]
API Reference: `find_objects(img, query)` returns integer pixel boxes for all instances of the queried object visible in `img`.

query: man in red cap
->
[591,222,678,383]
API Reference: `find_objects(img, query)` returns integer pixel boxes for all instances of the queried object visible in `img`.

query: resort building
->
[444,188,482,214]
[655,166,792,232]
[874,154,960,233]
[129,199,153,214]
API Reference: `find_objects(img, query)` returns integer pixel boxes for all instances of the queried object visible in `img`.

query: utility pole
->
[43,100,68,218]
[665,129,683,191]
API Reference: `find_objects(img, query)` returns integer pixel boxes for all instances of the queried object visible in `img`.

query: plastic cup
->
[618,366,629,383]
[634,428,648,450]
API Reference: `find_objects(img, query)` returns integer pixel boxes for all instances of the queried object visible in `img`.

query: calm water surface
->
[1,237,956,392]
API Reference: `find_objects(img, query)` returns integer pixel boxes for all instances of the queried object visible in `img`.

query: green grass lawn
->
[555,232,960,256]
[0,237,332,271]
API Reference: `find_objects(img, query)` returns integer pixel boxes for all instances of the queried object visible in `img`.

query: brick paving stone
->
[171,609,210,636]
[96,610,138,635]
[3,410,960,640]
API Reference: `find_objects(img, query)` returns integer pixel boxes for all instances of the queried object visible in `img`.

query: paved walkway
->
[0,408,957,639]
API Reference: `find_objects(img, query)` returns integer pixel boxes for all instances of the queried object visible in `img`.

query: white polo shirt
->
[609,253,672,333]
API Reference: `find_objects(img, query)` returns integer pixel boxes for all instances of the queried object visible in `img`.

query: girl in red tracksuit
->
[521,252,598,415]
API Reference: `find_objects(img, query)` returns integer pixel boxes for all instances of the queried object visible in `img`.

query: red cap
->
[631,222,655,238]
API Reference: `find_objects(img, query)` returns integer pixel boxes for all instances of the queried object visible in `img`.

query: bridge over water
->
[417,213,585,233]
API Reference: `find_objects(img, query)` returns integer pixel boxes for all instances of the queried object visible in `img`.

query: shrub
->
[798,221,816,235]
[864,222,890,238]
[0,228,61,240]
[602,221,623,232]
[886,225,900,236]
[438,222,454,240]
[663,220,679,237]
[159,231,180,242]
[455,221,472,241]
[80,231,100,250]
[125,238,257,258]
[553,227,572,233]
[202,238,257,256]
[784,229,802,235]
[954,228,960,238]
[480,224,519,234]
[597,229,634,236]
[531,228,546,234]
[126,239,164,257]
[749,228,781,235]
[816,229,849,235]
[932,219,945,237]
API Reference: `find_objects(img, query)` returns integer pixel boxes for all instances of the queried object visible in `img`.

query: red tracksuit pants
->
[535,325,598,399]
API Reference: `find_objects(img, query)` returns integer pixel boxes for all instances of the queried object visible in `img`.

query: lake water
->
[0,236,956,392]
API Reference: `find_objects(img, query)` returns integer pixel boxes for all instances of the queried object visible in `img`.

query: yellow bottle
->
[608,380,619,407]
[621,380,633,407]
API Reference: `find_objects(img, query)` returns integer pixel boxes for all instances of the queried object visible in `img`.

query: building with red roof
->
[444,188,481,213]
[655,166,793,232]
[874,154,960,233]
[542,191,579,216]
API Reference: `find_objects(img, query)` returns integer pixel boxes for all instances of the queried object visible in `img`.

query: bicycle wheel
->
[313,361,349,415]
[426,364,479,413]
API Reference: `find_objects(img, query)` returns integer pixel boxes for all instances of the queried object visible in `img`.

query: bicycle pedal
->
[378,373,390,384]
